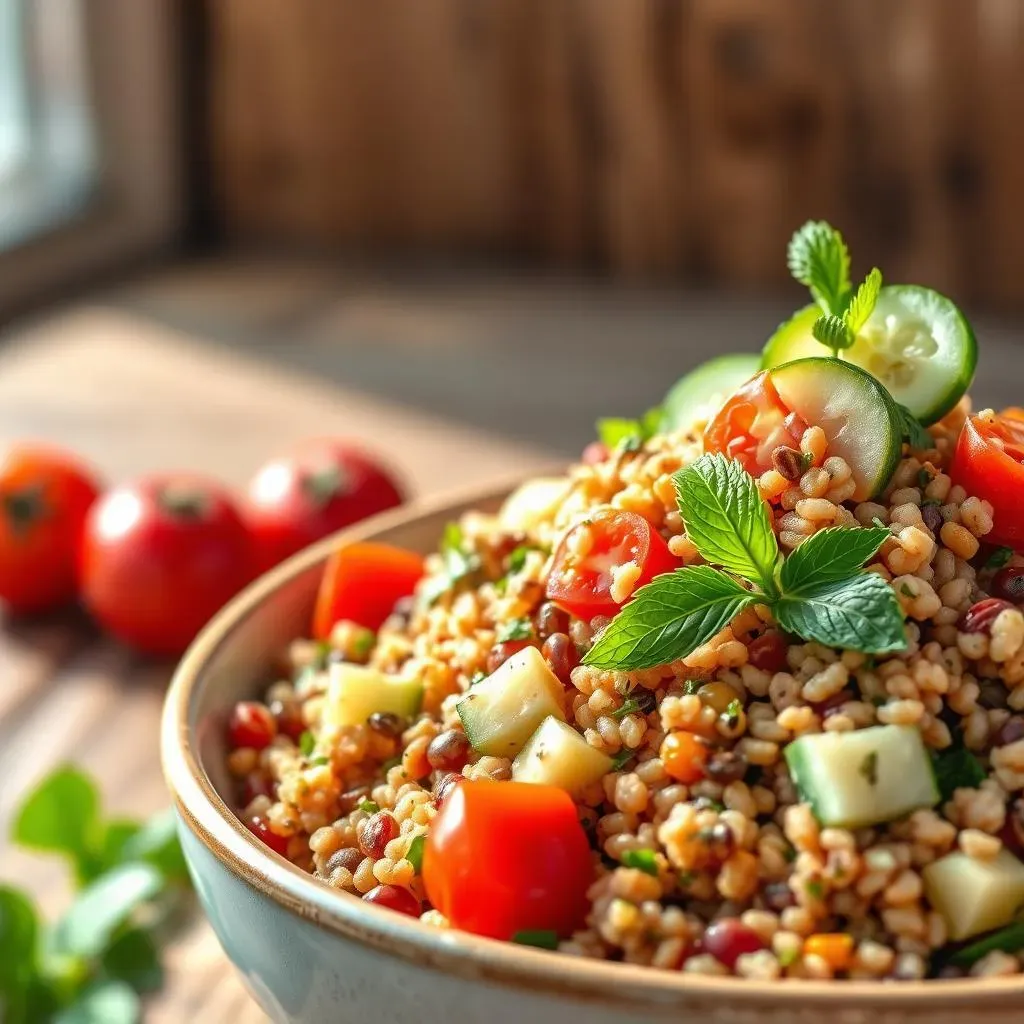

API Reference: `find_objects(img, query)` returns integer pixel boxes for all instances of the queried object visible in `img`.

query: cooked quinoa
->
[221,391,1024,982]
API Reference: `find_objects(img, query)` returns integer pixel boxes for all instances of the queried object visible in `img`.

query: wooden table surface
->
[0,297,547,1022]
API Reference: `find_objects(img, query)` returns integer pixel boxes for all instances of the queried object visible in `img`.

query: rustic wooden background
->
[205,0,1024,307]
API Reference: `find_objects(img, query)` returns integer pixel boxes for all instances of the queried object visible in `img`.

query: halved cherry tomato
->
[244,440,405,573]
[313,541,424,638]
[950,410,1024,549]
[79,475,253,656]
[0,444,101,615]
[422,779,592,940]
[703,371,800,475]
[545,509,678,621]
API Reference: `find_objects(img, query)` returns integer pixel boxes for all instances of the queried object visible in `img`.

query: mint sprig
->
[596,407,662,453]
[583,453,906,671]
[788,221,882,357]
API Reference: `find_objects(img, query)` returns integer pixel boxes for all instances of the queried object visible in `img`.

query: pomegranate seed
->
[702,918,765,969]
[582,441,609,465]
[270,699,306,741]
[536,601,571,640]
[818,689,856,718]
[325,847,364,876]
[363,884,421,917]
[961,598,1015,636]
[993,567,1024,603]
[995,715,1024,747]
[433,771,460,808]
[359,811,400,859]
[228,702,277,750]
[246,818,290,856]
[542,632,579,685]
[747,632,788,674]
[240,773,275,805]
[426,730,471,772]
[487,639,531,674]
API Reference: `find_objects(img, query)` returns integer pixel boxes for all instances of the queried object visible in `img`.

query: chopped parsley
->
[682,679,703,695]
[421,522,482,604]
[986,546,1015,571]
[299,730,316,757]
[872,516,888,530]
[900,583,915,597]
[309,756,330,767]
[511,930,559,950]
[724,697,743,723]
[859,750,879,786]
[805,879,824,900]
[351,628,376,659]
[931,745,987,802]
[358,800,379,814]
[496,617,534,643]
[917,468,932,489]
[313,639,332,668]
[620,849,659,876]
[610,748,635,771]
[778,946,800,968]
[782,843,798,863]
[611,698,642,720]
[406,834,426,872]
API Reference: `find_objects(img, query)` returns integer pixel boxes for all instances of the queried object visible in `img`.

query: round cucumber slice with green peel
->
[769,357,902,501]
[761,286,977,425]
[661,353,760,432]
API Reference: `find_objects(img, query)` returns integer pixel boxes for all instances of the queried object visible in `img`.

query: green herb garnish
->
[406,834,426,873]
[495,617,533,643]
[681,679,702,695]
[351,628,376,659]
[3,766,191,1024]
[986,546,1015,571]
[949,920,1024,968]
[299,730,315,757]
[897,404,932,450]
[931,745,987,802]
[358,800,380,814]
[620,849,659,876]
[805,879,824,900]
[421,522,482,605]
[610,698,642,720]
[609,748,635,771]
[778,946,801,968]
[596,407,662,452]
[583,454,905,671]
[511,929,559,950]
[859,750,879,786]
[309,756,330,767]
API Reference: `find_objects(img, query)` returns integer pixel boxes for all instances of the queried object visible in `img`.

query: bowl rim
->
[162,477,1024,1011]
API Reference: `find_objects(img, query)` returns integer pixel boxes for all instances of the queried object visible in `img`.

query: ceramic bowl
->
[162,483,1023,1024]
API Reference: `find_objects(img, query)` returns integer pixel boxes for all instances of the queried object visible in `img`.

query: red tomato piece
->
[246,817,290,857]
[950,411,1024,549]
[545,509,678,621]
[0,445,101,615]
[79,475,254,656]
[228,701,277,750]
[245,440,405,573]
[313,541,425,638]
[423,779,593,941]
[703,371,798,475]
[746,631,789,674]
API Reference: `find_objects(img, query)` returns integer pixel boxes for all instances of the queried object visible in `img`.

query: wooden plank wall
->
[205,0,1024,307]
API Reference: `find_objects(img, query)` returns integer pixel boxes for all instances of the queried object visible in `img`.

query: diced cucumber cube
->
[457,647,565,757]
[324,663,423,728]
[784,724,939,829]
[924,849,1024,941]
[512,716,613,795]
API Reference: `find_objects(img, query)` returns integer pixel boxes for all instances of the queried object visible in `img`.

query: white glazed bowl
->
[162,484,1024,1024]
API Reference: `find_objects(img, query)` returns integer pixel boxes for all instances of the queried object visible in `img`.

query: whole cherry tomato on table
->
[545,508,678,621]
[245,441,405,573]
[79,475,253,656]
[423,779,593,940]
[950,410,1024,549]
[0,445,101,614]
[313,541,424,638]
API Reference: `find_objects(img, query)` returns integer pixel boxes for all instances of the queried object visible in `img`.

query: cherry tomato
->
[313,541,424,638]
[0,445,101,614]
[747,631,789,674]
[545,509,678,621]
[951,410,1024,549]
[423,779,592,940]
[245,440,405,573]
[703,371,799,475]
[79,475,253,656]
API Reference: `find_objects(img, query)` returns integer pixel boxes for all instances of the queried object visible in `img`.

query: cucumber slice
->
[512,716,613,795]
[769,357,902,501]
[923,849,1024,941]
[761,286,977,424]
[660,353,761,433]
[324,664,423,728]
[784,724,939,829]
[456,646,566,757]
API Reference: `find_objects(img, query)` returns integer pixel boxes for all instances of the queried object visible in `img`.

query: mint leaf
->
[52,863,163,958]
[597,407,662,451]
[53,981,140,1024]
[13,766,103,884]
[0,885,39,1017]
[896,403,932,449]
[787,221,851,314]
[583,565,759,670]
[932,745,987,802]
[674,453,779,594]
[812,313,853,353]
[844,267,882,334]
[774,573,906,654]
[780,526,889,594]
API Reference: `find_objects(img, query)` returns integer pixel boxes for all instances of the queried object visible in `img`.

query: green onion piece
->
[620,849,658,876]
[299,731,315,757]
[950,920,1024,968]
[511,930,559,950]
